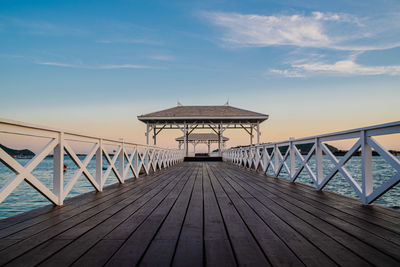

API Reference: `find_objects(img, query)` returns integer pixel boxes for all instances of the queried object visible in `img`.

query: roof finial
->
[177,99,183,106]
[224,98,229,106]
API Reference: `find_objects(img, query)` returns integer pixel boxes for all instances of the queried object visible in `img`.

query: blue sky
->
[1,0,400,148]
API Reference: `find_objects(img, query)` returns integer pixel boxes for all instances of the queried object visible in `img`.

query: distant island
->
[226,143,339,155]
[0,144,35,158]
[226,143,400,156]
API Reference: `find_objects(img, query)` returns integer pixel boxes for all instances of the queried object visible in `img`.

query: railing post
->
[315,137,323,189]
[274,144,279,177]
[134,146,139,177]
[53,132,64,205]
[119,140,125,182]
[361,130,373,204]
[289,138,295,179]
[96,139,103,191]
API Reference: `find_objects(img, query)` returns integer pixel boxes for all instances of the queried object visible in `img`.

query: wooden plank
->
[202,163,237,267]
[172,163,204,267]
[212,164,343,267]
[229,168,400,262]
[226,164,400,242]
[230,164,400,230]
[34,166,193,267]
[0,167,178,253]
[55,168,188,240]
[276,178,400,233]
[0,239,19,251]
[71,240,124,267]
[0,167,179,239]
[206,164,271,266]
[0,166,187,266]
[106,164,198,266]
[268,172,400,227]
[5,239,72,267]
[223,164,399,266]
[139,165,199,266]
[208,164,305,266]
[219,164,361,266]
[1,168,183,266]
[240,167,400,245]
[250,163,400,224]
[103,167,193,241]
[0,171,165,230]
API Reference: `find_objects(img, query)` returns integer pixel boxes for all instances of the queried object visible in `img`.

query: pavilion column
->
[146,123,149,145]
[153,127,156,145]
[184,123,188,157]
[256,122,260,145]
[250,125,253,146]
[218,125,221,156]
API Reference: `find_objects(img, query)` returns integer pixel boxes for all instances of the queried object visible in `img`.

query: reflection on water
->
[0,156,399,219]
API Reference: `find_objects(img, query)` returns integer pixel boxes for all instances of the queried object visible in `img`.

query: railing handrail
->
[223,121,400,205]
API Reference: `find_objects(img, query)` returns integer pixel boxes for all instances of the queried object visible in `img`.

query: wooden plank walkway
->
[0,162,399,267]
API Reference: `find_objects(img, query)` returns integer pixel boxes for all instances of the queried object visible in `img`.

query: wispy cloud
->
[99,64,152,69]
[269,68,305,78]
[96,38,162,46]
[149,55,174,61]
[39,62,79,68]
[203,11,400,51]
[38,62,154,69]
[0,16,84,35]
[269,54,400,77]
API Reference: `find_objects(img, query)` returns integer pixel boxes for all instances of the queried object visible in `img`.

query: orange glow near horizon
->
[2,115,399,154]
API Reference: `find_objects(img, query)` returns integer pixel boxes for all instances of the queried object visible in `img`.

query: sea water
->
[0,156,399,219]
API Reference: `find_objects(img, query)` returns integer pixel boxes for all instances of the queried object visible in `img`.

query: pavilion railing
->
[222,121,400,205]
[0,118,184,206]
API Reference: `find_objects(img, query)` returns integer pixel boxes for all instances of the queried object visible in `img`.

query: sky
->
[1,0,400,152]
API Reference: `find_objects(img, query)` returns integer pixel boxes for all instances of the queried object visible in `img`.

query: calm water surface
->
[0,156,399,219]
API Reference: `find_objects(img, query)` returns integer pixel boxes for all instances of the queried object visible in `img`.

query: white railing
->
[0,118,184,206]
[223,121,400,205]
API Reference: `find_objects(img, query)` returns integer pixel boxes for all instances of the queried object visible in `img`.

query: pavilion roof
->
[175,133,229,142]
[137,105,268,123]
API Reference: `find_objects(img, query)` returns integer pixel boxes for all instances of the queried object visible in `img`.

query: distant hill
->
[0,144,35,158]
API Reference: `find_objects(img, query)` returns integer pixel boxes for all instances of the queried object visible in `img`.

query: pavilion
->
[137,104,269,157]
[175,133,229,156]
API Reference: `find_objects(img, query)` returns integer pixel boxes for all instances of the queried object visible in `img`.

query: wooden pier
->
[0,162,399,267]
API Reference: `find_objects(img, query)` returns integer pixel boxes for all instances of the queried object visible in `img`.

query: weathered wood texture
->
[0,162,399,267]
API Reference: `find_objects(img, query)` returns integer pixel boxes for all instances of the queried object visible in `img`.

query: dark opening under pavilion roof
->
[137,105,269,123]
[175,133,229,142]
